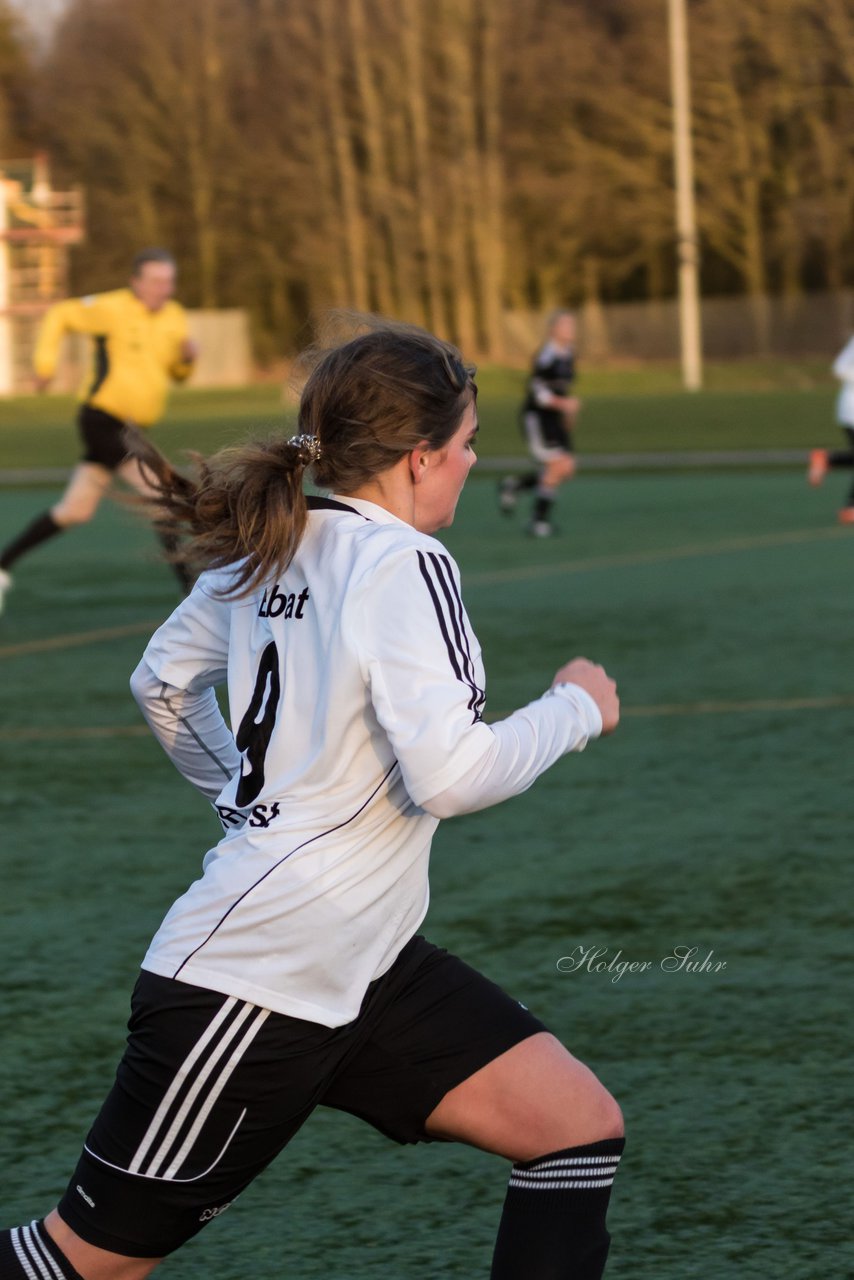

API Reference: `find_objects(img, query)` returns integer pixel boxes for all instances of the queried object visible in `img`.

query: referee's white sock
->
[0,1220,85,1279]
[490,1137,625,1279]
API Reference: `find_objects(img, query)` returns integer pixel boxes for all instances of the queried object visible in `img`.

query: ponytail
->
[128,429,318,597]
[129,312,475,597]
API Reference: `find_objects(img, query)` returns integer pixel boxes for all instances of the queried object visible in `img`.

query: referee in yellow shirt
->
[0,249,198,612]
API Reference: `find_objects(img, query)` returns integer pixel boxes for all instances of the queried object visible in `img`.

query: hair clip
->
[288,433,323,462]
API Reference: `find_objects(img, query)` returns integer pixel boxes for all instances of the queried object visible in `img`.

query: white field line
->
[0,724,150,741]
[0,618,163,659]
[465,526,848,587]
[0,526,847,662]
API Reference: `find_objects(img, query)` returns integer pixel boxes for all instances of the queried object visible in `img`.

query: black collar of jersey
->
[307,495,372,520]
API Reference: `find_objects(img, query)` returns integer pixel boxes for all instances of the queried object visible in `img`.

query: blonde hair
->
[545,307,575,334]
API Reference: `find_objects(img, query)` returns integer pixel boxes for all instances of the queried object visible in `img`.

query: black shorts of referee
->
[57,935,546,1258]
[77,404,134,471]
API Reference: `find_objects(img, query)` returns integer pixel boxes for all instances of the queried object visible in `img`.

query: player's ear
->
[408,442,433,485]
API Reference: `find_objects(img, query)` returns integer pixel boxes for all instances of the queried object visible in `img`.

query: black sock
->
[490,1137,625,1280]
[532,494,554,524]
[0,512,62,571]
[155,526,195,595]
[0,1220,85,1279]
[500,473,538,495]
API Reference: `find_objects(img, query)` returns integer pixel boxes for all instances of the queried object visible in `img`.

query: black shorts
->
[77,405,132,471]
[57,936,546,1258]
[521,408,573,461]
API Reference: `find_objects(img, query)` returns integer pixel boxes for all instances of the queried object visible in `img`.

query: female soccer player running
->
[1,319,623,1280]
[499,309,581,537]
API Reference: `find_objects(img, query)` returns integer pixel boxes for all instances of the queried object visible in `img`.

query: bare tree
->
[27,0,854,358]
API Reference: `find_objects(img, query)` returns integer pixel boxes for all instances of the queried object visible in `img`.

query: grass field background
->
[1,376,852,1277]
[0,357,841,468]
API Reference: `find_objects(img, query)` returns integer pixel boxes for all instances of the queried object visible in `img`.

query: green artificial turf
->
[0,360,840,470]
[1,455,852,1275]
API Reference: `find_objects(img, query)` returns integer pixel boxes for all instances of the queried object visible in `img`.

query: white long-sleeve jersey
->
[134,495,602,1026]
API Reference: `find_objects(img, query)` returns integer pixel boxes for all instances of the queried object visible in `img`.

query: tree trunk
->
[344,0,400,316]
[474,0,505,359]
[317,0,370,311]
[400,0,445,333]
[437,0,479,355]
[580,257,610,360]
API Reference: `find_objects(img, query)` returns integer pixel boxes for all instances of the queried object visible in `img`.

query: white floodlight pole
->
[668,0,703,390]
[0,179,12,395]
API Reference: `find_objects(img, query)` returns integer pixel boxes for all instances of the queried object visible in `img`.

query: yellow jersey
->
[33,288,194,426]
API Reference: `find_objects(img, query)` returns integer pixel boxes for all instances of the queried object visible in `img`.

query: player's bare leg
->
[426,1031,624,1279]
[0,1212,161,1280]
[530,453,576,536]
[44,1211,161,1280]
[51,462,114,526]
[425,1030,622,1157]
[544,454,576,488]
[0,463,112,612]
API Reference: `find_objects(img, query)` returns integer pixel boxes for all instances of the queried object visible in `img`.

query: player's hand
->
[180,338,199,363]
[552,658,619,734]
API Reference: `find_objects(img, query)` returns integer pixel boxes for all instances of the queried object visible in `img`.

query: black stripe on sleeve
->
[427,552,484,719]
[417,550,482,723]
[439,554,486,719]
[416,550,465,683]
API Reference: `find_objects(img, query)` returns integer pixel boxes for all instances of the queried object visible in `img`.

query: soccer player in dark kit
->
[500,309,581,537]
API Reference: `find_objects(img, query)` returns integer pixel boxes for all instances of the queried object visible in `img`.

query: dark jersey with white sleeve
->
[525,342,576,415]
[522,340,576,452]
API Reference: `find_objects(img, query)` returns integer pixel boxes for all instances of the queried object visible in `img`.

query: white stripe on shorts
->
[162,1006,270,1178]
[128,994,241,1174]
[127,994,269,1180]
[523,410,566,464]
[143,1002,257,1178]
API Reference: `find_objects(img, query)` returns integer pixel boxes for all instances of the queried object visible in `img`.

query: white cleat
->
[528,520,553,538]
